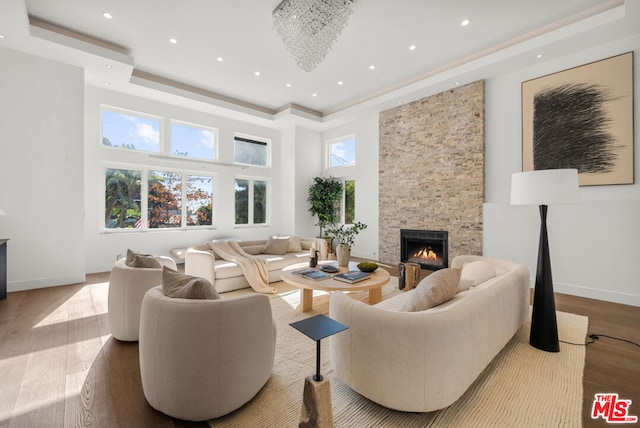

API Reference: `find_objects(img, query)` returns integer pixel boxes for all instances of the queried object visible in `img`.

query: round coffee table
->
[281,261,390,313]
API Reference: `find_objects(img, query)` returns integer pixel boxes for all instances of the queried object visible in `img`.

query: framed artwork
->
[522,52,634,186]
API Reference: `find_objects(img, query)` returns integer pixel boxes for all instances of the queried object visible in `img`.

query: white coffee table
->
[281,261,390,313]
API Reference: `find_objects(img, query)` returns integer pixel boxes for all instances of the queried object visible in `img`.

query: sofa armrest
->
[300,237,328,260]
[185,248,216,285]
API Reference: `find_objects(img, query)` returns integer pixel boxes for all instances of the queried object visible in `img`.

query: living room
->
[0,0,639,426]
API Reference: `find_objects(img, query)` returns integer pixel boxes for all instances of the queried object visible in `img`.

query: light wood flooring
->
[0,268,638,427]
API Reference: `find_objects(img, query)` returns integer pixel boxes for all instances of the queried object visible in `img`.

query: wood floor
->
[0,269,638,427]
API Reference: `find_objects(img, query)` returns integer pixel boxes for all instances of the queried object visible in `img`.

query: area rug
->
[210,278,588,427]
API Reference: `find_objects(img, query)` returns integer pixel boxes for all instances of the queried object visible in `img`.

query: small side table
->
[290,314,348,428]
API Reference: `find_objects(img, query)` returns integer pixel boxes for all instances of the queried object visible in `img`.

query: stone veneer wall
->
[379,80,485,267]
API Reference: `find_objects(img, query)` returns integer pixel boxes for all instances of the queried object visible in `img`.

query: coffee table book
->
[302,270,332,281]
[334,271,371,284]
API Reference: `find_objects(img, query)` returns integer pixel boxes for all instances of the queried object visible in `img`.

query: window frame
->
[233,175,270,227]
[169,119,218,162]
[233,134,271,168]
[102,163,216,233]
[326,134,356,169]
[100,105,163,154]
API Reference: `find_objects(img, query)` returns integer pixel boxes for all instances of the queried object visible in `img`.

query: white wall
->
[322,114,380,260]
[0,47,85,292]
[484,35,640,306]
[84,87,318,273]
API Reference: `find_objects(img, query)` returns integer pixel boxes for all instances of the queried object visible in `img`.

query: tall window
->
[234,136,269,167]
[343,179,355,224]
[104,169,213,230]
[105,169,142,229]
[102,108,161,153]
[327,135,356,168]
[235,178,268,225]
[170,121,216,161]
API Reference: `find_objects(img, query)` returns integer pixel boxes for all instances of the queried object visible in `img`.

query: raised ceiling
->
[0,0,637,128]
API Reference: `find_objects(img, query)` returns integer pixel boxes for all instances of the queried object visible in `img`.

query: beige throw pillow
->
[401,268,461,312]
[459,260,496,291]
[125,249,162,269]
[162,266,220,300]
[286,236,303,253]
[262,236,290,255]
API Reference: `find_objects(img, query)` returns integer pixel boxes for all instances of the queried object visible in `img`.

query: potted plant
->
[307,176,343,238]
[325,221,367,266]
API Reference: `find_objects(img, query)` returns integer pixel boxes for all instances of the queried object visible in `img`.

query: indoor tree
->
[307,176,343,237]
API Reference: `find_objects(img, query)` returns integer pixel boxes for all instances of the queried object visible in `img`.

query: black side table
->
[0,239,8,300]
[290,314,348,427]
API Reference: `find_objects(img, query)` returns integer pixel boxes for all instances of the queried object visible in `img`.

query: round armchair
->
[139,286,276,421]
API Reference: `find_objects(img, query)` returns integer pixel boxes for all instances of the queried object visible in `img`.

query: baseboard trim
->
[8,273,87,293]
[551,281,640,308]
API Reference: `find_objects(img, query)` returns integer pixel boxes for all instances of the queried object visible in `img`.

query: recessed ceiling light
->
[455,82,460,85]
[105,64,112,69]
[103,81,110,86]
[312,93,318,97]
[537,53,543,58]
[369,65,376,70]
[461,19,470,26]
[102,12,113,19]
[338,81,343,85]
[254,71,261,76]
[0,35,6,40]
[286,83,292,88]
[409,44,416,51]
[217,57,224,62]
[169,38,178,44]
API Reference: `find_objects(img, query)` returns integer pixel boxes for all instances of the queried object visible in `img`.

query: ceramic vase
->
[336,243,351,267]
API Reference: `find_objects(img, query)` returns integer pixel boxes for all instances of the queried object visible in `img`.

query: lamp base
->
[530,205,560,353]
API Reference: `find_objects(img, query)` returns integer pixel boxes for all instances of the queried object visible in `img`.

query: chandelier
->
[273,0,355,72]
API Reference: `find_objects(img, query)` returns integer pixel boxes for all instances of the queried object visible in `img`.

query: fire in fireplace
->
[400,229,448,270]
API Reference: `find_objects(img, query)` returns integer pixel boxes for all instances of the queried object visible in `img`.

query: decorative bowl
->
[357,262,379,272]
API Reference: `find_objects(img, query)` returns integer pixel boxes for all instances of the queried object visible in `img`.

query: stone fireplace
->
[379,80,485,266]
[400,229,448,270]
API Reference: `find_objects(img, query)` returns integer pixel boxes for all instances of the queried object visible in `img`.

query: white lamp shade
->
[511,169,579,206]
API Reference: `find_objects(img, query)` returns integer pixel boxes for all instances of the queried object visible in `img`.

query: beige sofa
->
[329,255,530,412]
[185,236,328,293]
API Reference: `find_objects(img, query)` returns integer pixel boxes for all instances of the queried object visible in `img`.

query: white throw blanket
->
[208,241,276,294]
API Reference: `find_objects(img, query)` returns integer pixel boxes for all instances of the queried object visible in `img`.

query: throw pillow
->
[459,260,496,291]
[162,266,220,300]
[124,249,162,269]
[262,236,290,255]
[401,268,461,312]
[287,236,303,253]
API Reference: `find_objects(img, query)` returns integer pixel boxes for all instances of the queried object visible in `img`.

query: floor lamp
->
[510,169,579,352]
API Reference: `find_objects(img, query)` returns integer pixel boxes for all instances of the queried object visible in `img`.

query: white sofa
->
[185,236,328,293]
[329,255,530,412]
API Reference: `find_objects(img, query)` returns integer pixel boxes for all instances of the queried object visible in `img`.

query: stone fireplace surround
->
[378,81,485,268]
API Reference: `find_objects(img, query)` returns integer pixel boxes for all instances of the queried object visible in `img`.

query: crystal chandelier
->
[273,0,355,72]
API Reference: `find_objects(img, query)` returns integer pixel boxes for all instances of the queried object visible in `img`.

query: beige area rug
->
[210,278,588,428]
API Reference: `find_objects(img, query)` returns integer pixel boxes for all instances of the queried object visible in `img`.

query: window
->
[104,168,213,231]
[234,136,269,167]
[105,169,142,229]
[327,135,356,168]
[170,121,216,161]
[235,178,268,225]
[102,108,161,153]
[148,171,182,229]
[343,179,355,224]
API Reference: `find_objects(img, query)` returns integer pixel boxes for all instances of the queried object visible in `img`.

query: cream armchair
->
[138,286,276,421]
[108,256,177,341]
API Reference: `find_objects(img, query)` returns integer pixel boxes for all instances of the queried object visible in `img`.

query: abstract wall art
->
[522,52,634,186]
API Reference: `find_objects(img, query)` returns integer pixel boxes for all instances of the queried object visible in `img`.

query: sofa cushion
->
[262,236,290,255]
[162,266,220,300]
[286,236,303,253]
[125,249,162,269]
[401,268,461,312]
[459,260,497,291]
